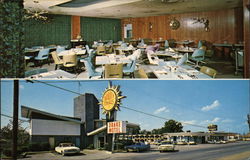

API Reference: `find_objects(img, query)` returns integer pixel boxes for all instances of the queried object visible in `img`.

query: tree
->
[0,120,29,146]
[161,120,183,133]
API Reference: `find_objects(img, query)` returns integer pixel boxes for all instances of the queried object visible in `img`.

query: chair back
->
[147,50,159,65]
[51,51,62,65]
[104,63,123,78]
[137,68,148,79]
[198,40,203,49]
[85,45,90,54]
[200,66,217,78]
[63,54,77,67]
[164,40,169,49]
[36,48,50,59]
[177,53,188,66]
[56,46,66,53]
[97,46,106,55]
[192,49,205,58]
[83,59,99,78]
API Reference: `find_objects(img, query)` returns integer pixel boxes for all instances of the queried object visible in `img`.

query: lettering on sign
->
[107,121,126,134]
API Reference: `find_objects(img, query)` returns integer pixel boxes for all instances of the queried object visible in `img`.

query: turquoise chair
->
[34,48,50,67]
[83,58,102,79]
[164,40,170,49]
[123,59,136,78]
[189,49,205,67]
[198,40,203,49]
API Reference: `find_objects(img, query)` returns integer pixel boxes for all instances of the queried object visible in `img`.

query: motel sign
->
[107,121,126,134]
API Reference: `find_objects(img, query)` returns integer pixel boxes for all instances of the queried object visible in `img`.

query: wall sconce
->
[192,17,210,32]
[149,22,153,32]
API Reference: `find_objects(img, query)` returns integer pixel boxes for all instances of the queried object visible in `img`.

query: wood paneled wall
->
[71,16,81,39]
[121,8,243,45]
[24,15,71,47]
[243,0,250,78]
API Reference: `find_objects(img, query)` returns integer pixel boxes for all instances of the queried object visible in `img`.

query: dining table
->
[95,54,131,65]
[57,49,87,57]
[26,69,76,79]
[150,63,211,79]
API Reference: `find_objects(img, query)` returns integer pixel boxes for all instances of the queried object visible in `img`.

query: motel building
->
[118,131,239,144]
[21,93,139,149]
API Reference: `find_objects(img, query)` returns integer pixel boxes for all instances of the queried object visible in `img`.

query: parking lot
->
[18,141,250,160]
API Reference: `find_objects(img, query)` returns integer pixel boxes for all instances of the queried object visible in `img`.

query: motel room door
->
[49,137,55,149]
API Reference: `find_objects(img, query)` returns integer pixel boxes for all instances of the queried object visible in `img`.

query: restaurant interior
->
[6,0,250,79]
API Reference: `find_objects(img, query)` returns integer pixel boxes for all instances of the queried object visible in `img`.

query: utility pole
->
[12,80,19,160]
[248,114,250,133]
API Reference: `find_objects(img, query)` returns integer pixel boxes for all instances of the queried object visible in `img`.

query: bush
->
[87,144,94,149]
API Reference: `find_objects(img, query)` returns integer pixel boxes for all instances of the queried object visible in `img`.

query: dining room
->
[1,0,249,79]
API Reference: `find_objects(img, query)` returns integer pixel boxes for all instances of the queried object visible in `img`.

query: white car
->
[55,143,80,156]
[158,141,175,152]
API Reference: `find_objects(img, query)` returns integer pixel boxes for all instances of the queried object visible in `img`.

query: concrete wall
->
[31,119,80,136]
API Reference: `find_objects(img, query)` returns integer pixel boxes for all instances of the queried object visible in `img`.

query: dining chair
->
[34,48,50,67]
[200,66,217,78]
[96,46,106,56]
[164,40,170,49]
[63,54,78,73]
[123,59,137,78]
[83,59,102,79]
[176,53,188,66]
[104,63,123,78]
[188,49,205,68]
[147,50,160,65]
[137,68,148,79]
[51,51,63,70]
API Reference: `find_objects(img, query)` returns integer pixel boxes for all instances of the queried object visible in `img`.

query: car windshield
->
[62,143,74,147]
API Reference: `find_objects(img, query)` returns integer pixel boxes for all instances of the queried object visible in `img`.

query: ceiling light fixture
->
[24,0,50,22]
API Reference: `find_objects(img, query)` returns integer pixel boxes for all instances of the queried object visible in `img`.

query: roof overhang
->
[21,105,82,124]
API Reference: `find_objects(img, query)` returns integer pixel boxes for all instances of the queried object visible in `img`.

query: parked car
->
[176,141,187,145]
[124,142,150,152]
[158,141,175,152]
[187,141,196,145]
[55,143,80,156]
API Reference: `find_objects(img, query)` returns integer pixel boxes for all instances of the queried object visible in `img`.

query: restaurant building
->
[21,93,139,149]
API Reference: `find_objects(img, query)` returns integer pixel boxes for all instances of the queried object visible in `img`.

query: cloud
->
[211,117,220,123]
[221,119,233,123]
[201,100,220,111]
[154,107,170,114]
[19,85,24,90]
[202,117,221,124]
[181,120,197,126]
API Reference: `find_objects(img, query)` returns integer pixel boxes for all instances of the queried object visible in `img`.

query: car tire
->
[61,151,65,156]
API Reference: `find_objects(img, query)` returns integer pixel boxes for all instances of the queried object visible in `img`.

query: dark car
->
[124,142,150,152]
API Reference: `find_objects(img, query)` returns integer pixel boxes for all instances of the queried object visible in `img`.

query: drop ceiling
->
[23,0,243,19]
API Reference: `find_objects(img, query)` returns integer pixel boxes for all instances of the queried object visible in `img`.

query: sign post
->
[99,82,126,151]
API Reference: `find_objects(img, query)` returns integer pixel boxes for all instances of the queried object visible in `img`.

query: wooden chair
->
[104,63,123,78]
[51,51,63,70]
[200,66,217,78]
[63,54,77,73]
[137,68,148,79]
[96,46,106,55]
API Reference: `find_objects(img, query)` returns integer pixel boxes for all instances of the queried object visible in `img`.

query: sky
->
[1,80,250,134]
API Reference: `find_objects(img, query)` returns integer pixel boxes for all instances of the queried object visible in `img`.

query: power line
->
[120,105,207,129]
[1,113,29,123]
[25,80,207,129]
